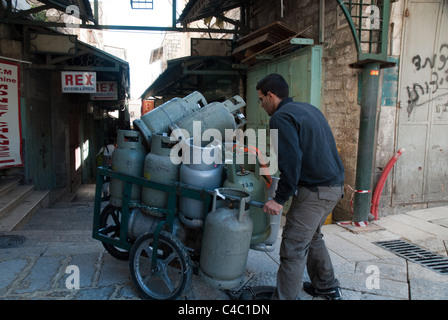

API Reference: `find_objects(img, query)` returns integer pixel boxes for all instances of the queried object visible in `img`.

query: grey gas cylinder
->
[109,130,146,207]
[175,95,246,139]
[265,177,282,245]
[127,209,189,244]
[199,188,253,289]
[250,177,282,252]
[178,138,223,228]
[223,152,271,245]
[127,208,163,241]
[141,134,180,216]
[138,91,207,146]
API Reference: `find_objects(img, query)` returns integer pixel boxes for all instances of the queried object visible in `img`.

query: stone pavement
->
[0,184,447,301]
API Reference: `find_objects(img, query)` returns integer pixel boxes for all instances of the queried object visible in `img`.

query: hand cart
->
[92,166,264,300]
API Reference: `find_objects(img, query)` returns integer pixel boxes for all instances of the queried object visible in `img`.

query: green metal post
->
[172,0,177,27]
[352,62,381,223]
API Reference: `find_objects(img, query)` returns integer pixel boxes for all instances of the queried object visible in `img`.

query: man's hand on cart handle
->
[262,199,283,216]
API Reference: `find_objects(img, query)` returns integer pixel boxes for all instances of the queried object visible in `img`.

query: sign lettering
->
[90,81,118,100]
[61,71,96,93]
[0,61,22,168]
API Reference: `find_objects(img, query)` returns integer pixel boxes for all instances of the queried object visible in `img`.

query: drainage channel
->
[374,239,448,275]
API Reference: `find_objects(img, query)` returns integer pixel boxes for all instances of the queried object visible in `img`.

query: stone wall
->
[250,0,362,220]
[320,0,361,220]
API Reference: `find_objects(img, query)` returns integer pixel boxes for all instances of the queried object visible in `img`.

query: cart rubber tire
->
[129,231,192,300]
[99,204,130,260]
[238,286,276,300]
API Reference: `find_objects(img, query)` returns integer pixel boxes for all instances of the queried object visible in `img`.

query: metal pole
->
[352,62,381,223]
[172,0,177,27]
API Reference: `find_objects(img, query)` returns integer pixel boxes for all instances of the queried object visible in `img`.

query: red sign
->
[141,100,154,115]
[0,60,23,168]
[90,81,118,100]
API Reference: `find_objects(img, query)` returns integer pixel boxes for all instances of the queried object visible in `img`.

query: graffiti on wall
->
[406,43,448,119]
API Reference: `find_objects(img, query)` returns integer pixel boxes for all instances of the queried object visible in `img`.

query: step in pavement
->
[0,179,50,232]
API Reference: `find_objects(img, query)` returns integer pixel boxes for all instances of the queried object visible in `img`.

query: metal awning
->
[141,56,239,103]
[24,27,130,108]
[39,0,94,22]
[1,0,243,34]
[69,41,130,107]
[178,0,247,27]
[4,0,95,23]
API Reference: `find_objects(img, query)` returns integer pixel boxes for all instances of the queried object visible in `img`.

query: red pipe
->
[370,148,405,220]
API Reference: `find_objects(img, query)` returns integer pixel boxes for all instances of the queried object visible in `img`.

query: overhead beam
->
[8,5,51,19]
[0,17,242,34]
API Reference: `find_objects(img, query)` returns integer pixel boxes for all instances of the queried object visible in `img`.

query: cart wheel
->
[129,231,192,300]
[99,204,130,260]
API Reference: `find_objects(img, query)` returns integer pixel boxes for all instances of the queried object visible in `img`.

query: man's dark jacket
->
[269,98,345,205]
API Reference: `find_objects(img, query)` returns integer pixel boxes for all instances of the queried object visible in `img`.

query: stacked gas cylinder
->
[107,91,281,289]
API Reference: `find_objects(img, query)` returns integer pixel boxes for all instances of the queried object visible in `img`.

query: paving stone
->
[409,278,448,300]
[13,256,65,294]
[355,259,408,282]
[114,284,140,300]
[405,206,448,221]
[0,259,28,296]
[246,250,279,274]
[184,274,230,300]
[73,286,116,300]
[97,254,131,286]
[58,252,101,289]
[325,232,380,262]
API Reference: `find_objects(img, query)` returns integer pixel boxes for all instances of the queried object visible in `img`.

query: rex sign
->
[90,81,118,101]
[61,71,96,93]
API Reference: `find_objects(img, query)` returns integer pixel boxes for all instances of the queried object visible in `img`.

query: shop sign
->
[90,81,118,100]
[61,71,96,93]
[0,60,23,168]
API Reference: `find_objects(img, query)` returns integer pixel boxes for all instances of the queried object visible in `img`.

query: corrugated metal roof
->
[178,0,246,25]
[140,56,238,101]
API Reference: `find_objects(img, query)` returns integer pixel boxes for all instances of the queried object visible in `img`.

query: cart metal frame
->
[92,166,214,251]
[92,165,218,299]
[92,165,264,299]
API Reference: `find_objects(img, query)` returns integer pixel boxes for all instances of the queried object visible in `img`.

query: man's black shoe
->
[303,282,342,300]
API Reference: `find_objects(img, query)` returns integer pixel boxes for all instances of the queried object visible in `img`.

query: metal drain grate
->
[374,239,448,275]
[0,235,26,248]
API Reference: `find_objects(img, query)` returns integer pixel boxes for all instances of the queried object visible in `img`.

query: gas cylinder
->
[127,208,163,241]
[250,176,282,252]
[175,101,235,138]
[128,209,192,246]
[178,138,223,228]
[141,134,180,216]
[134,91,207,149]
[139,91,207,140]
[175,95,246,139]
[199,188,253,289]
[265,176,282,245]
[109,130,146,207]
[223,152,271,245]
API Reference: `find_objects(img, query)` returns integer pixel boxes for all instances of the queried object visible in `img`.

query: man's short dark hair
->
[256,73,289,99]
